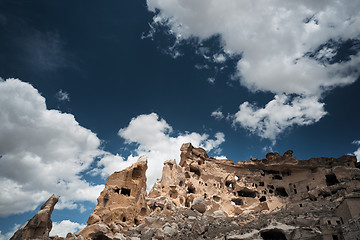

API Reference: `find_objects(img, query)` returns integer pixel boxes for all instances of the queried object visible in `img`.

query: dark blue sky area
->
[1,0,358,160]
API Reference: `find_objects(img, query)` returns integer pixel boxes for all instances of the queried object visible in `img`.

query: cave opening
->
[132,166,142,179]
[93,234,111,240]
[259,196,266,202]
[272,175,283,180]
[326,173,339,186]
[275,187,288,197]
[261,229,287,240]
[187,185,195,194]
[237,189,257,198]
[190,166,201,176]
[213,195,220,202]
[121,188,131,196]
[225,181,235,190]
[231,198,243,205]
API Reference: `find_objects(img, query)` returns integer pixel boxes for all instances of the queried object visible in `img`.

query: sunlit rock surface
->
[12,143,360,240]
[10,194,58,240]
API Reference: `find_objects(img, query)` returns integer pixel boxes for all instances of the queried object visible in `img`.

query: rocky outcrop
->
[12,143,360,239]
[76,156,148,239]
[10,194,58,240]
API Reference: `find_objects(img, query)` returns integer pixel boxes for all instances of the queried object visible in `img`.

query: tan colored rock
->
[78,156,148,239]
[13,142,359,239]
[191,197,207,213]
[10,194,59,240]
[148,143,359,221]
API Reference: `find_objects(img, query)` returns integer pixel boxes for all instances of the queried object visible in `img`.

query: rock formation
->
[10,194,58,240]
[11,143,360,240]
[77,156,149,239]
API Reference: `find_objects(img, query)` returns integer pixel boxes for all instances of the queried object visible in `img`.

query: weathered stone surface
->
[77,156,149,239]
[12,143,360,240]
[11,194,59,240]
[191,197,207,213]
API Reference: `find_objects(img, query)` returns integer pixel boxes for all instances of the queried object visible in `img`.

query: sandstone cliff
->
[12,144,360,240]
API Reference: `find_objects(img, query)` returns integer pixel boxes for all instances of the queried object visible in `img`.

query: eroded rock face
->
[77,156,148,239]
[10,194,59,240]
[13,143,360,240]
[146,143,360,239]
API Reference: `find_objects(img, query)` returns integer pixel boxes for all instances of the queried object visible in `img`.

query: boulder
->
[191,197,207,213]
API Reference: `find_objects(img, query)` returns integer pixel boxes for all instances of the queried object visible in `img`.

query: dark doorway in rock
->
[121,188,131,196]
[187,185,195,194]
[275,187,288,197]
[325,173,339,186]
[231,198,243,205]
[237,189,257,198]
[259,196,266,202]
[132,166,142,179]
[261,229,287,240]
[190,166,201,176]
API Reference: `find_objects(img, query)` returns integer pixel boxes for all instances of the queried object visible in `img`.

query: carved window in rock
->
[261,229,287,240]
[187,185,195,194]
[213,195,220,202]
[93,234,112,240]
[225,181,235,190]
[259,196,266,202]
[132,166,142,179]
[190,166,200,176]
[272,175,283,180]
[231,198,243,205]
[121,188,131,196]
[325,173,339,186]
[274,187,288,197]
[237,188,257,198]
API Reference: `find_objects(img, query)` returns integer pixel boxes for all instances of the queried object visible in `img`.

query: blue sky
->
[1,0,360,238]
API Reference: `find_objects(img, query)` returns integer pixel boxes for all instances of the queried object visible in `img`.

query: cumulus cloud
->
[147,0,360,140]
[232,95,326,143]
[56,89,70,102]
[50,220,86,237]
[115,113,225,190]
[0,78,105,216]
[352,140,360,162]
[211,108,224,120]
[207,77,215,84]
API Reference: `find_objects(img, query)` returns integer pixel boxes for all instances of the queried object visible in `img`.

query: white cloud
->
[352,140,360,162]
[0,78,105,216]
[116,113,225,190]
[211,108,224,120]
[232,95,326,143]
[213,54,226,63]
[147,0,360,140]
[207,77,215,84]
[147,0,360,95]
[50,220,86,237]
[56,89,70,101]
